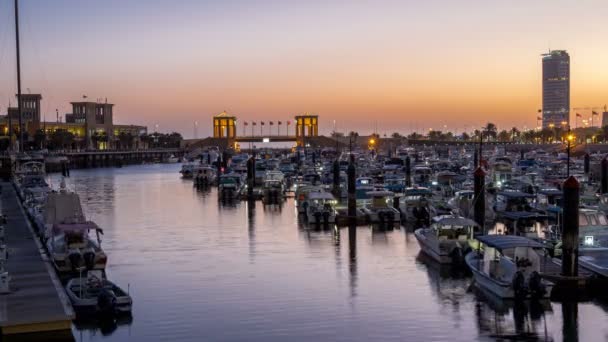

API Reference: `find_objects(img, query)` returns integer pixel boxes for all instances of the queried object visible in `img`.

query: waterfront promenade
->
[0,182,73,336]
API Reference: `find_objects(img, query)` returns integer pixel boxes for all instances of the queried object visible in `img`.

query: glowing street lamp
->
[567,132,575,177]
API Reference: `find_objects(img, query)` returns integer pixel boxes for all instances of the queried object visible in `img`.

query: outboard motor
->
[449,247,464,266]
[68,250,82,272]
[314,212,322,225]
[97,288,118,316]
[512,271,527,299]
[83,249,96,270]
[528,271,546,298]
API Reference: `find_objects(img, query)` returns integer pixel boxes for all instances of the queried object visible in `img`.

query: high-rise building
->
[541,50,570,128]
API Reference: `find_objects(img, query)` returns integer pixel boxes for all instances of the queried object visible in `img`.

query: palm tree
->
[510,127,520,142]
[483,122,497,141]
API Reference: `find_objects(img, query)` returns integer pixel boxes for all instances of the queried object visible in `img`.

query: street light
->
[567,133,575,177]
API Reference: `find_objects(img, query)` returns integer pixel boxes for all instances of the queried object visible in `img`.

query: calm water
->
[48,164,608,342]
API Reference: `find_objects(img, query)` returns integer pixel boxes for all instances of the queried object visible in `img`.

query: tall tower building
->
[541,50,570,128]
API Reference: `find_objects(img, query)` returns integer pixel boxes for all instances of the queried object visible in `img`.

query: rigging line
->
[0,0,14,107]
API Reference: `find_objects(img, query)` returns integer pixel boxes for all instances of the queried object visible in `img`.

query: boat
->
[193,166,217,187]
[465,235,553,299]
[260,170,286,203]
[295,185,325,214]
[47,220,107,274]
[66,270,132,316]
[360,190,401,224]
[218,173,244,198]
[414,215,478,264]
[447,190,475,218]
[305,191,337,224]
[399,187,434,224]
[43,182,107,273]
[163,154,180,163]
[180,162,207,179]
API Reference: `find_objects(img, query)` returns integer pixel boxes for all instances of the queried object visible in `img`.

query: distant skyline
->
[1,0,608,138]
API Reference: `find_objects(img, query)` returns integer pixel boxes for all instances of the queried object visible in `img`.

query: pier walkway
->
[0,182,74,336]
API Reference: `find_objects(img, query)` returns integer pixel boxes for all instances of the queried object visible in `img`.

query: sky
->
[1,0,608,138]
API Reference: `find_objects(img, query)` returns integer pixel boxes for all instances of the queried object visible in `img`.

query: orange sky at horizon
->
[1,1,608,137]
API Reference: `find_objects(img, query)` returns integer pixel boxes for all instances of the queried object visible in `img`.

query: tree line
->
[332,122,608,144]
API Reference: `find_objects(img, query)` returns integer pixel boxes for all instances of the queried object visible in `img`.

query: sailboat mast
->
[14,0,23,153]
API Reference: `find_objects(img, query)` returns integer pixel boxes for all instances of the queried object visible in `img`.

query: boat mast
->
[14,0,23,153]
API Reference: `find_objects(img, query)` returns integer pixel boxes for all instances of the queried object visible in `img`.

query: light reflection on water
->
[48,164,608,342]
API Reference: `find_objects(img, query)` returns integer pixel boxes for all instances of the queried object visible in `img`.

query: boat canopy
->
[52,221,102,233]
[476,235,545,250]
[307,192,335,201]
[432,216,479,227]
[499,212,547,221]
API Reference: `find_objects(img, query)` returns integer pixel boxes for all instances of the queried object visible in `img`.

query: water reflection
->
[348,225,358,300]
[247,199,256,264]
[73,315,133,338]
[45,165,608,342]
[473,287,553,341]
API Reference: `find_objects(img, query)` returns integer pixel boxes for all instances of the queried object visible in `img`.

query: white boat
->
[262,171,285,203]
[47,220,107,274]
[466,235,553,299]
[164,154,180,163]
[295,185,325,214]
[305,192,337,224]
[43,183,107,273]
[360,190,401,224]
[414,215,478,264]
[193,166,217,186]
[180,162,208,179]
[66,270,132,316]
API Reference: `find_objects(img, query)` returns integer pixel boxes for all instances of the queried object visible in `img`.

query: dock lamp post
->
[567,132,575,177]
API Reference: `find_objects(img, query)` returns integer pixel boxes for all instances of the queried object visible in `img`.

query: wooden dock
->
[0,182,74,336]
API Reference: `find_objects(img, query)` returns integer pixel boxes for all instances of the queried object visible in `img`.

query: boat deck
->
[0,182,74,336]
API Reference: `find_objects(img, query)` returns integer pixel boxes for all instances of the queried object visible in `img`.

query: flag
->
[261,121,265,126]
[576,113,582,117]
[278,121,282,125]
[252,122,257,126]
[593,111,599,115]
[537,116,542,121]
[83,95,88,99]
[244,121,248,126]
[287,120,291,125]
[269,121,274,125]
[537,109,542,113]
